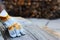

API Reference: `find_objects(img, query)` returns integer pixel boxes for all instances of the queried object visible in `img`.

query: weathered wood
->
[0,32,4,40]
[0,22,6,40]
[0,17,60,40]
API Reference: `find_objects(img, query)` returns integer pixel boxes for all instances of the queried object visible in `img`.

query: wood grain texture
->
[0,17,60,40]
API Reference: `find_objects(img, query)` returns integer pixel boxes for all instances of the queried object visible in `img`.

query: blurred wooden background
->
[2,0,60,19]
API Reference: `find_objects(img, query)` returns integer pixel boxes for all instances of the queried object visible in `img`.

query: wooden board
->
[0,17,60,40]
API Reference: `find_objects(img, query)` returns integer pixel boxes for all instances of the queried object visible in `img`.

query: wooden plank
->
[0,17,60,40]
[0,22,6,40]
[0,32,4,40]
